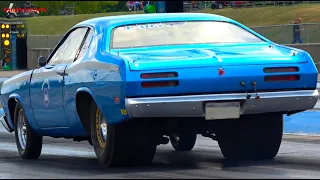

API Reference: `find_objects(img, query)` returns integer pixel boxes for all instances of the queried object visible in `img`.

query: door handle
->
[44,66,54,69]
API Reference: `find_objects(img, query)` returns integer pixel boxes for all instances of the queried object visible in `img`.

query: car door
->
[30,27,88,128]
[63,28,95,127]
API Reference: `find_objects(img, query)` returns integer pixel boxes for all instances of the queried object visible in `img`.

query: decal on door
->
[41,79,51,107]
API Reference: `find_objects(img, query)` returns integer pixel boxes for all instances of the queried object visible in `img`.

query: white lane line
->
[0,141,96,158]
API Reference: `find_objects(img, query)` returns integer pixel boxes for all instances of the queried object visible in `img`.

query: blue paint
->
[30,66,68,128]
[11,34,17,70]
[156,1,166,13]
[284,111,320,134]
[117,43,317,97]
[0,13,318,138]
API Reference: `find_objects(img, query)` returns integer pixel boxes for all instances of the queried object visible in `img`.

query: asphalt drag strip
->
[1,128,320,178]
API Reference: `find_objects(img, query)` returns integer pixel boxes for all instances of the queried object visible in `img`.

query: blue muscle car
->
[0,13,319,167]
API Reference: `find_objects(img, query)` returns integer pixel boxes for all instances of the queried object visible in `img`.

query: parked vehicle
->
[5,3,39,19]
[0,13,318,167]
[211,1,229,9]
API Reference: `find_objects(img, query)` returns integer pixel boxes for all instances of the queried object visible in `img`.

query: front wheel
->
[90,103,159,167]
[8,13,15,19]
[30,12,39,17]
[214,113,283,160]
[14,103,43,159]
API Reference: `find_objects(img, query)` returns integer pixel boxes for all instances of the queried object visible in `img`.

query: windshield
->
[111,21,264,49]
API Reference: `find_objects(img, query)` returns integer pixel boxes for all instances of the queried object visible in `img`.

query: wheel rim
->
[96,109,107,148]
[219,4,223,8]
[17,109,27,150]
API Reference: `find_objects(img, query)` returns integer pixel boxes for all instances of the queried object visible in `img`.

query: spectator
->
[142,1,150,7]
[126,1,142,11]
[292,17,304,44]
[126,1,134,11]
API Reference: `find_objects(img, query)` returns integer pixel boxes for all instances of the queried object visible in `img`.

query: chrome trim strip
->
[125,90,319,118]
[0,116,13,132]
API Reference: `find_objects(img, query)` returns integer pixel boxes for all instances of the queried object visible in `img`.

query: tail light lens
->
[264,75,300,82]
[141,81,179,88]
[141,72,178,79]
[264,67,299,73]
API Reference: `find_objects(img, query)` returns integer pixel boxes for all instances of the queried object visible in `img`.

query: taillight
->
[264,75,300,82]
[264,67,299,73]
[141,81,179,88]
[140,72,178,79]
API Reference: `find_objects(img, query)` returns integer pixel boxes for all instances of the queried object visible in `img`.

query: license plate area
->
[205,102,240,120]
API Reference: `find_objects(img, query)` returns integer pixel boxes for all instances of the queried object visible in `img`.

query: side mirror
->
[38,56,47,67]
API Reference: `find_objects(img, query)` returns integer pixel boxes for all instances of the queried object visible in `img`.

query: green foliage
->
[31,1,119,15]
[0,1,13,17]
[0,1,121,16]
[117,1,128,11]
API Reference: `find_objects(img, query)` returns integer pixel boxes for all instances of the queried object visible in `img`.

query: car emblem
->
[41,79,50,107]
[218,68,225,76]
[43,88,49,107]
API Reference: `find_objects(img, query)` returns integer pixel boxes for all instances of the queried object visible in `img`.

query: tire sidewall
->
[90,103,114,166]
[215,114,283,160]
[14,103,35,157]
[14,103,25,156]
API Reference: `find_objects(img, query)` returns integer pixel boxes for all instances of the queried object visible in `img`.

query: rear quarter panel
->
[64,53,128,131]
[63,31,129,134]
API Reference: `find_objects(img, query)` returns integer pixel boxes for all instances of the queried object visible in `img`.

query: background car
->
[211,1,229,9]
[5,2,39,18]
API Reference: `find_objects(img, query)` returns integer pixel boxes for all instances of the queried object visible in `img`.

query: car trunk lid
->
[119,44,307,71]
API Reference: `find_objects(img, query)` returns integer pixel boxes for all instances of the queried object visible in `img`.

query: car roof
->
[74,13,234,30]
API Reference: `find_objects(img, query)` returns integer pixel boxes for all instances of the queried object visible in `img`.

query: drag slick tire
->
[214,113,283,160]
[90,103,158,167]
[170,123,197,151]
[14,103,43,159]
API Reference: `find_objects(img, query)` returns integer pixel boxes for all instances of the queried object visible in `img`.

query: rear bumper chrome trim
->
[0,115,13,132]
[125,90,319,118]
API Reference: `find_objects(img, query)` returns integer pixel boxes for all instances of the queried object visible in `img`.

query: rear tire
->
[214,113,283,160]
[14,103,43,159]
[90,103,158,167]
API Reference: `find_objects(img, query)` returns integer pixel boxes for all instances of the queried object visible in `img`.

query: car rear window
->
[110,21,264,49]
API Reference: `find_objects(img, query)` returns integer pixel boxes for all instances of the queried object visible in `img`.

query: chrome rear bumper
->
[0,115,13,132]
[125,90,319,118]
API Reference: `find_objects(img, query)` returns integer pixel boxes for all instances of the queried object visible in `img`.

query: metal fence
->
[251,23,320,45]
[26,22,320,49]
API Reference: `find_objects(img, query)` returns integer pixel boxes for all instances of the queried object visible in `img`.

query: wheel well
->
[76,92,94,135]
[7,98,17,128]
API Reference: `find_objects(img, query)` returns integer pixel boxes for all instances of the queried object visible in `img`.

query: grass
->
[1,4,320,35]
